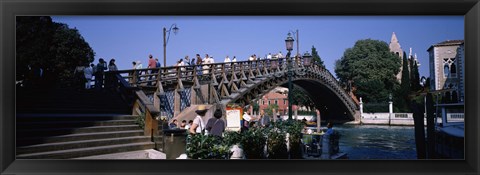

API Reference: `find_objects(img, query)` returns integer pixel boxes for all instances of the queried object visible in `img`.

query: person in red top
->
[148,54,156,68]
[147,54,157,85]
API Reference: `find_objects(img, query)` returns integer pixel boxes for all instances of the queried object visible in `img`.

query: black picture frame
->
[1,0,479,175]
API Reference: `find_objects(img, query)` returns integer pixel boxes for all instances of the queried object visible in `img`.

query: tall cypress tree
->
[311,45,324,68]
[411,61,420,91]
[409,56,414,89]
[401,51,411,94]
[396,51,411,112]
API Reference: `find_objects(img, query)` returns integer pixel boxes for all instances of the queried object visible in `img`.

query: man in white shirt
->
[224,55,231,63]
[189,105,208,135]
[277,51,283,59]
[267,53,272,60]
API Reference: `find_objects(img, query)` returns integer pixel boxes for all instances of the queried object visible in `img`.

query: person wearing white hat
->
[189,105,208,135]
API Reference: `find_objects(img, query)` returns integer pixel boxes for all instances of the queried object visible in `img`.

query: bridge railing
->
[109,57,358,120]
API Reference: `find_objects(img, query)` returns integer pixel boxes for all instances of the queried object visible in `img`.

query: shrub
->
[266,128,288,159]
[241,127,267,159]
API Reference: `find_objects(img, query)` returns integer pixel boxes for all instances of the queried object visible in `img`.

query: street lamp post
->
[163,24,179,68]
[288,30,299,57]
[285,33,294,120]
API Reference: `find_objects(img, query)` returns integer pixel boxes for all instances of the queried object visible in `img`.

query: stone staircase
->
[16,87,159,159]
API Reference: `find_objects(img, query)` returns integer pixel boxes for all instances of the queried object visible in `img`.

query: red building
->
[259,91,289,116]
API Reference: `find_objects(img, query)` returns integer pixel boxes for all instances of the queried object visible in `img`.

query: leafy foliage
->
[241,127,267,159]
[264,104,279,117]
[311,45,324,68]
[16,16,95,87]
[222,131,242,147]
[266,128,288,159]
[134,114,145,129]
[186,134,230,159]
[252,102,260,114]
[291,85,315,109]
[396,52,411,112]
[185,120,305,159]
[410,61,421,92]
[334,39,401,103]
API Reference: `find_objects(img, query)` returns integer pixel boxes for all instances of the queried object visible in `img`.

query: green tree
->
[265,104,279,117]
[400,52,411,93]
[252,101,260,114]
[16,16,95,87]
[411,61,421,92]
[16,16,55,81]
[311,45,324,68]
[291,85,315,110]
[396,51,411,112]
[334,39,401,103]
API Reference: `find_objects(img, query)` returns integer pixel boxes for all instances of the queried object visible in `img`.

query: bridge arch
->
[113,58,359,122]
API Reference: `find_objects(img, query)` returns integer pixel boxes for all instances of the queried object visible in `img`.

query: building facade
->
[427,40,465,102]
[259,91,288,116]
[389,32,421,82]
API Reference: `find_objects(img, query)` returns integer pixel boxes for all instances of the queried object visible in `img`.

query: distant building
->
[389,32,421,83]
[259,90,289,116]
[427,40,465,102]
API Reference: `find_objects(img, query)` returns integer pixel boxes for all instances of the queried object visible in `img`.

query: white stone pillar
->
[294,106,298,120]
[316,109,321,133]
[359,97,363,115]
[389,100,393,125]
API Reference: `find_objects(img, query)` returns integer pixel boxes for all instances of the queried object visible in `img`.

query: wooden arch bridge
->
[106,57,359,134]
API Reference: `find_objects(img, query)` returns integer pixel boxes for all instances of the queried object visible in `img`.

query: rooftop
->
[427,40,464,51]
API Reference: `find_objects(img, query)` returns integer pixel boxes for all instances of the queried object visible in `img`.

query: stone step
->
[17,130,144,146]
[17,120,137,130]
[16,142,156,159]
[16,107,131,114]
[17,136,155,155]
[17,125,142,138]
[16,114,138,122]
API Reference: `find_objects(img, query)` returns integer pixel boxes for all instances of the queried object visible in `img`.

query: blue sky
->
[52,16,464,78]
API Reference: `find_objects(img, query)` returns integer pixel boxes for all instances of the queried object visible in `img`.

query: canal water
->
[334,124,417,159]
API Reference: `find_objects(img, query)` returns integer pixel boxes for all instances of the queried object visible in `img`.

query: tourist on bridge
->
[134,60,143,84]
[108,59,118,71]
[205,109,226,137]
[73,61,86,90]
[248,55,255,61]
[147,55,156,86]
[189,105,208,135]
[135,60,143,69]
[94,58,107,90]
[184,56,193,75]
[277,51,283,58]
[232,56,237,62]
[106,59,118,89]
[202,54,211,75]
[195,54,203,76]
[155,58,161,68]
[224,55,231,63]
[267,53,272,60]
[84,63,94,90]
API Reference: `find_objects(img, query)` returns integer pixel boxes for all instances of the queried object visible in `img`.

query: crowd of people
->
[72,51,292,91]
[73,58,116,91]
